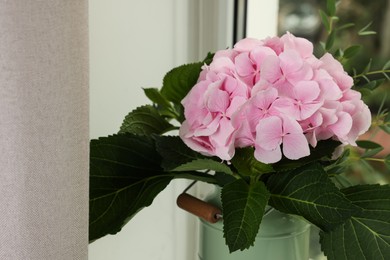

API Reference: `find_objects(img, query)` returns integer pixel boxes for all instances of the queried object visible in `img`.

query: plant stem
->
[364,158,384,162]
[353,69,390,79]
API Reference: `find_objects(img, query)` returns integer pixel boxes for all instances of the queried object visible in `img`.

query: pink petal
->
[254,145,282,164]
[305,130,318,148]
[235,52,254,77]
[214,49,239,60]
[222,76,249,98]
[281,32,314,58]
[209,117,236,160]
[319,106,339,126]
[300,102,323,120]
[293,81,320,102]
[273,80,295,97]
[226,96,247,118]
[193,114,220,137]
[244,104,264,132]
[341,89,361,101]
[234,38,263,52]
[210,117,235,147]
[281,116,304,135]
[329,112,353,139]
[286,63,314,84]
[314,69,342,100]
[319,53,353,90]
[260,55,282,84]
[272,97,299,119]
[263,36,284,55]
[215,145,235,161]
[206,88,230,113]
[345,104,371,145]
[234,119,255,147]
[255,116,283,150]
[251,80,273,95]
[279,116,310,159]
[179,121,214,156]
[283,132,310,160]
[250,46,276,66]
[279,50,303,75]
[182,80,209,107]
[210,57,235,75]
[252,87,278,110]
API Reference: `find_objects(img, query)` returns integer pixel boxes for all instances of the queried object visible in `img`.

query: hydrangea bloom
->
[179,32,371,164]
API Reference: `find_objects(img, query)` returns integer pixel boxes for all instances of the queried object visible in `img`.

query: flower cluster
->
[179,32,371,163]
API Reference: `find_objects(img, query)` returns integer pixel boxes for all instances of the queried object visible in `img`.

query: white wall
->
[89,1,190,259]
[89,1,278,259]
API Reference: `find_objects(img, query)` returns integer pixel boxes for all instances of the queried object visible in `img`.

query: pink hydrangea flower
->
[179,75,248,160]
[179,32,371,164]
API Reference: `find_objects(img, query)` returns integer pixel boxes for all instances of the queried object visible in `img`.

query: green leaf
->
[231,147,274,176]
[332,173,357,189]
[327,0,336,17]
[380,112,390,134]
[380,124,390,134]
[155,135,220,171]
[358,88,372,97]
[326,30,336,50]
[203,52,215,65]
[160,62,203,105]
[320,185,390,260]
[361,147,383,158]
[172,171,218,184]
[273,139,340,172]
[143,88,172,109]
[334,48,343,58]
[343,45,361,59]
[119,105,174,135]
[356,140,382,149]
[360,79,386,91]
[356,140,384,158]
[319,10,331,32]
[89,134,172,242]
[266,163,360,231]
[358,31,377,36]
[385,154,390,170]
[383,60,390,70]
[222,179,270,252]
[172,158,233,175]
[214,172,237,187]
[363,58,373,74]
[337,23,355,31]
[358,24,376,36]
[358,22,376,36]
[326,149,351,176]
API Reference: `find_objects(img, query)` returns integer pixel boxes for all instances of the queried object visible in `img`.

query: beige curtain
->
[0,1,89,259]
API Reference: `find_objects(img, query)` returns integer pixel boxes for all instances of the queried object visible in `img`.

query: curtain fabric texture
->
[0,1,88,259]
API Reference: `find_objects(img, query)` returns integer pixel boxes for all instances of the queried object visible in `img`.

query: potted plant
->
[89,1,390,259]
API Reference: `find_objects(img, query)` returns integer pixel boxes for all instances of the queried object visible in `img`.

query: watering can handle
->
[177,193,222,224]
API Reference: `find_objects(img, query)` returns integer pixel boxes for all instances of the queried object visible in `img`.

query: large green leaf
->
[320,185,390,260]
[89,134,172,242]
[143,88,172,108]
[155,135,219,171]
[231,147,274,176]
[160,62,203,104]
[222,179,270,252]
[266,163,360,231]
[173,158,233,175]
[119,105,173,135]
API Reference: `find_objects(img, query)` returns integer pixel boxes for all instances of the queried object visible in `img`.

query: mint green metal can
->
[198,188,311,260]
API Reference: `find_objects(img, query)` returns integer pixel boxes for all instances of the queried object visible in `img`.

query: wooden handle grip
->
[177,193,222,223]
